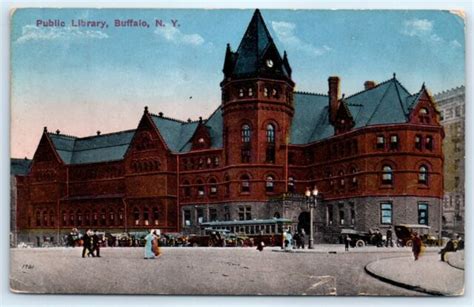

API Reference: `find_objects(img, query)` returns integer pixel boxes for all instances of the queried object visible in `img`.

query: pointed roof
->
[225,9,291,80]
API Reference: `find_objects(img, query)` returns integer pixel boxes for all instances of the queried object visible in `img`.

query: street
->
[9,246,431,296]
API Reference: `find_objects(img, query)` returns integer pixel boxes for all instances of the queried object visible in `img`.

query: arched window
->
[143,207,150,226]
[382,165,393,184]
[36,210,41,227]
[197,179,205,196]
[84,210,90,226]
[419,107,428,115]
[288,176,295,193]
[274,212,281,219]
[241,124,251,143]
[339,171,345,187]
[183,180,191,197]
[351,167,358,187]
[109,210,115,224]
[43,210,48,226]
[419,165,428,184]
[209,178,218,195]
[239,88,244,97]
[153,207,159,225]
[133,208,140,225]
[224,175,231,196]
[62,211,67,226]
[92,211,98,226]
[266,175,275,193]
[100,209,106,226]
[69,210,75,226]
[49,210,55,227]
[241,174,250,193]
[266,124,275,143]
[118,209,124,223]
[76,210,82,226]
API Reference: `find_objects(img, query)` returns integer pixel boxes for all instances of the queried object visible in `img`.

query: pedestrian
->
[82,229,95,258]
[300,230,305,249]
[411,232,422,261]
[144,229,156,259]
[91,230,101,258]
[386,228,393,247]
[344,235,351,251]
[152,229,161,257]
[294,232,300,249]
[256,241,265,252]
[439,236,456,261]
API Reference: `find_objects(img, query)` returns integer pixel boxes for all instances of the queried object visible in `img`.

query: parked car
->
[394,224,438,247]
[339,229,372,247]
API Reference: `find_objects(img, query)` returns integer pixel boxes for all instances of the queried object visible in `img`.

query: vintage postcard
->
[9,8,465,296]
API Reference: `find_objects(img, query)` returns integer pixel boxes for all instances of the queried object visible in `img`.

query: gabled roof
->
[290,92,332,144]
[345,76,411,128]
[150,106,223,153]
[48,130,135,165]
[11,158,32,175]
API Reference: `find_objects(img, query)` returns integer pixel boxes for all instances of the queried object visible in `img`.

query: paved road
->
[10,247,427,296]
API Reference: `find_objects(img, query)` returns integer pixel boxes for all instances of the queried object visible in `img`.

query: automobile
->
[339,228,372,247]
[394,224,438,247]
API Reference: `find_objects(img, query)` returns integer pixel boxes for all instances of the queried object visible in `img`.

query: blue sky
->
[10,8,465,158]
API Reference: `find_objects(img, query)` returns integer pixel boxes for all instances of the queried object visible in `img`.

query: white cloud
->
[16,25,108,43]
[402,18,442,43]
[271,21,331,56]
[154,26,205,46]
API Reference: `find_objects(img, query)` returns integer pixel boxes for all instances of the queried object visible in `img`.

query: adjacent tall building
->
[13,10,444,245]
[434,86,465,235]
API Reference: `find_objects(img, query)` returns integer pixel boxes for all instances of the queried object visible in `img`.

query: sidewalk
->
[447,250,464,270]
[271,244,440,254]
[365,252,464,296]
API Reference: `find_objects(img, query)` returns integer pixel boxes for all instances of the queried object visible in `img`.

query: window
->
[214,157,219,166]
[455,176,460,188]
[419,165,428,184]
[390,135,399,150]
[184,209,191,226]
[62,211,67,226]
[419,107,428,115]
[133,208,140,226]
[339,204,345,225]
[238,207,245,221]
[43,210,48,226]
[239,88,244,97]
[241,148,251,163]
[288,177,295,193]
[100,209,106,226]
[92,211,98,226]
[415,135,422,150]
[425,136,433,150]
[183,180,191,197]
[454,141,461,152]
[209,178,218,195]
[36,211,41,226]
[419,107,430,123]
[382,165,393,184]
[153,207,159,225]
[196,208,204,224]
[266,145,275,163]
[209,208,217,222]
[69,211,75,226]
[248,87,253,97]
[455,106,461,117]
[196,180,205,196]
[454,159,460,170]
[339,171,345,187]
[418,203,429,225]
[327,205,334,225]
[376,135,385,149]
[380,203,392,224]
[266,124,275,143]
[266,176,275,193]
[109,210,115,224]
[118,209,123,223]
[224,206,230,221]
[241,174,250,193]
[238,206,252,220]
[350,203,355,225]
[264,87,269,97]
[351,168,358,188]
[224,175,230,196]
[49,210,55,227]
[241,124,251,143]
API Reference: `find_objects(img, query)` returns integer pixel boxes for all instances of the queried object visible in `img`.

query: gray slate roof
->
[10,158,32,175]
[48,130,135,165]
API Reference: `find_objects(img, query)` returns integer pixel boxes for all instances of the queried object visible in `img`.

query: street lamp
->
[305,186,319,249]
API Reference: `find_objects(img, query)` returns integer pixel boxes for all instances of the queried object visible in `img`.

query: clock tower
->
[221,9,295,172]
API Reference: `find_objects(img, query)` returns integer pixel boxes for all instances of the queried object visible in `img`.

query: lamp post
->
[305,186,319,249]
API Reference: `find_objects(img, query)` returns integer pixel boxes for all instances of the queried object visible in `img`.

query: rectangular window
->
[418,203,429,225]
[209,208,217,222]
[350,203,355,225]
[327,205,333,225]
[245,206,252,220]
[241,148,251,163]
[339,204,345,225]
[224,206,230,221]
[376,135,385,149]
[238,207,245,221]
[455,106,461,117]
[415,135,422,150]
[266,145,275,164]
[380,203,392,224]
[196,208,204,224]
[184,209,191,226]
[390,135,399,150]
[425,136,433,151]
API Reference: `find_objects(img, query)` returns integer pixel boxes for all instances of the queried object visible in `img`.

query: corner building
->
[15,10,444,244]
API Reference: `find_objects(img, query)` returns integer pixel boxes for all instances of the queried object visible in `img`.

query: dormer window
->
[419,108,428,115]
[198,138,205,144]
[239,88,244,97]
[248,87,253,97]
[266,59,273,68]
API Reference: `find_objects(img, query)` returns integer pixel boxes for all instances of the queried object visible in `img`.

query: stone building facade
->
[14,10,444,244]
[434,86,465,235]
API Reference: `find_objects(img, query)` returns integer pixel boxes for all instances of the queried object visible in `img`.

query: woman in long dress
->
[152,229,161,257]
[144,229,156,259]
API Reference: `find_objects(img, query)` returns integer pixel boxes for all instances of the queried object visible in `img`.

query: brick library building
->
[13,10,444,245]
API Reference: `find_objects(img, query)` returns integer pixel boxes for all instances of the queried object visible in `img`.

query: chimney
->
[159,112,164,117]
[97,131,101,136]
[328,76,340,124]
[56,129,60,135]
[364,81,376,90]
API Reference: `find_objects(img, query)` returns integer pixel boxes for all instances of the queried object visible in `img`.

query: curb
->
[364,260,445,296]
[446,252,465,271]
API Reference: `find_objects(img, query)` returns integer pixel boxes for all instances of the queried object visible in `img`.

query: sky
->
[10,8,465,158]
